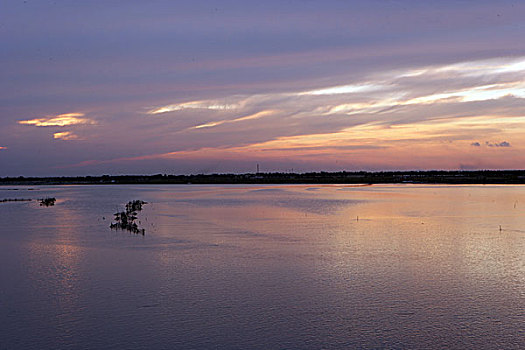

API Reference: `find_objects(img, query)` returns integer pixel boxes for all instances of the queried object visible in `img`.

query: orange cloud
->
[53,131,80,140]
[19,113,95,127]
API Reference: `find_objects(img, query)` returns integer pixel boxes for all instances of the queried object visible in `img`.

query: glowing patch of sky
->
[18,113,94,127]
[53,131,80,141]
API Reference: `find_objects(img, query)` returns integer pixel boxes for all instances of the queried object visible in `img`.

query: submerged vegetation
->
[0,198,32,203]
[110,200,148,235]
[0,197,55,206]
[39,197,56,206]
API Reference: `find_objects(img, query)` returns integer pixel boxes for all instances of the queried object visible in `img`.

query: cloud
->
[19,113,95,127]
[486,141,511,147]
[190,110,277,130]
[298,83,388,96]
[14,55,525,173]
[148,101,239,114]
[148,56,525,126]
[114,55,525,173]
[0,146,7,150]
[53,131,81,141]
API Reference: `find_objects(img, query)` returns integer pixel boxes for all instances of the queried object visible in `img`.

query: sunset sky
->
[1,0,525,176]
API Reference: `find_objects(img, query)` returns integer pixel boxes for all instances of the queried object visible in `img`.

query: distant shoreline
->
[2,170,525,185]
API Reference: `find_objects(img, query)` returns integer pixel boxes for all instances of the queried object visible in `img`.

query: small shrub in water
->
[110,200,147,235]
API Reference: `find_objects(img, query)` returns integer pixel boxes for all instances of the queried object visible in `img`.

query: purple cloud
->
[486,141,511,147]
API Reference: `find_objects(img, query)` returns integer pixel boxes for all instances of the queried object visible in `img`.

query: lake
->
[0,184,523,349]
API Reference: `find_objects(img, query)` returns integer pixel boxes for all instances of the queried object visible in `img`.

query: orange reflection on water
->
[24,201,85,312]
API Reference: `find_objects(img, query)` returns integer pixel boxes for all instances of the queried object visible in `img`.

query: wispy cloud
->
[148,56,525,123]
[190,110,277,129]
[427,57,525,78]
[148,101,240,114]
[298,83,388,96]
[19,113,95,127]
[60,55,525,171]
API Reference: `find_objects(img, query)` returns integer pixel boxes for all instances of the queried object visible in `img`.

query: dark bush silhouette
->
[39,197,56,206]
[110,200,147,235]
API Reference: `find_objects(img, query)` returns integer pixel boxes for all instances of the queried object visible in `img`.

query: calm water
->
[0,184,523,349]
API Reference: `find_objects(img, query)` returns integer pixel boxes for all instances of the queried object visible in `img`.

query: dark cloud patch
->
[471,142,481,147]
[486,141,511,147]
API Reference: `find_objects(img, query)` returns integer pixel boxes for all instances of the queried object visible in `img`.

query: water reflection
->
[22,199,85,347]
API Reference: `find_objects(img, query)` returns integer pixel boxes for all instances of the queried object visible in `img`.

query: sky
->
[1,0,525,176]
